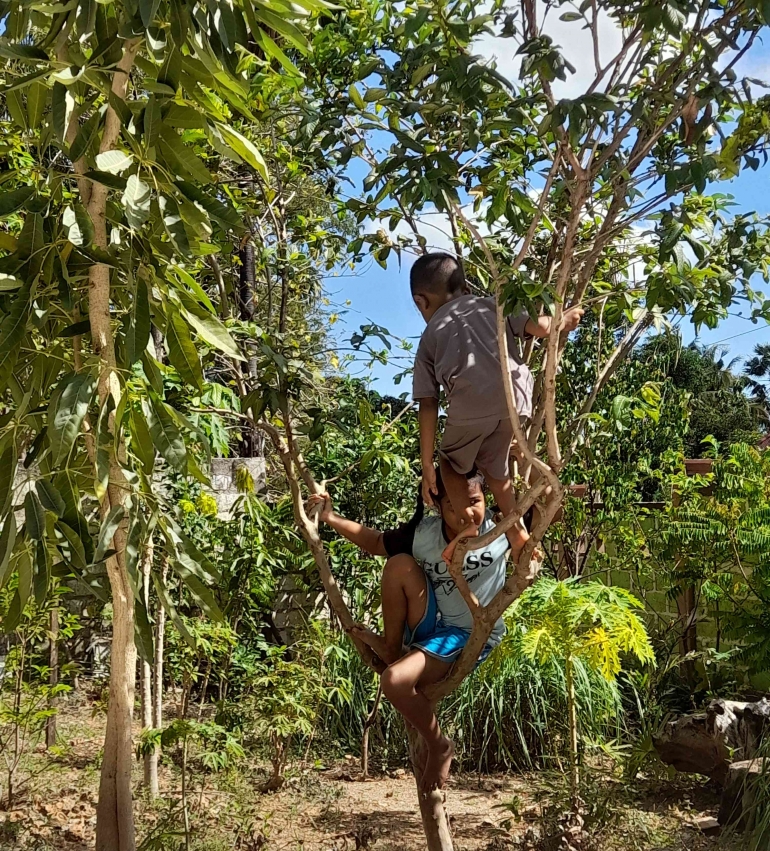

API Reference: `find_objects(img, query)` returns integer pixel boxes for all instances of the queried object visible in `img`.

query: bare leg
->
[351,555,428,666]
[483,471,530,561]
[439,456,478,564]
[381,649,454,792]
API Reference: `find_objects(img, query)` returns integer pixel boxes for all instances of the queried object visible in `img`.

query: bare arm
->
[524,306,585,338]
[418,397,439,505]
[308,494,387,557]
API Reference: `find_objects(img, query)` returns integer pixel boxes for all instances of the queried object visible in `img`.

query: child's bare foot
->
[420,736,455,793]
[441,524,478,566]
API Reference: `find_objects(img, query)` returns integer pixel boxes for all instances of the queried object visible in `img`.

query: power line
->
[709,325,770,346]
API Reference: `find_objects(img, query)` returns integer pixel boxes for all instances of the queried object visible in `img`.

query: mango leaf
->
[36,480,65,517]
[95,150,134,174]
[153,570,194,645]
[0,446,18,516]
[125,275,151,366]
[33,540,50,605]
[122,174,152,229]
[94,506,125,564]
[49,372,96,466]
[56,521,88,573]
[146,396,187,472]
[0,284,32,388]
[180,302,243,360]
[135,597,155,663]
[24,491,46,540]
[26,81,47,129]
[216,124,268,182]
[4,549,32,633]
[0,186,35,217]
[0,514,17,590]
[159,125,212,183]
[130,409,155,476]
[69,110,101,163]
[166,306,204,389]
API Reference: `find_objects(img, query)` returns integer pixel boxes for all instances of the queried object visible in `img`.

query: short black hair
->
[410,252,466,298]
[433,465,485,503]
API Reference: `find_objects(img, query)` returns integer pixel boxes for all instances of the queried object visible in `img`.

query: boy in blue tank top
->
[308,467,520,793]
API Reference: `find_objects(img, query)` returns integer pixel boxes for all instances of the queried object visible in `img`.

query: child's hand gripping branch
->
[308,470,511,793]
[410,253,584,565]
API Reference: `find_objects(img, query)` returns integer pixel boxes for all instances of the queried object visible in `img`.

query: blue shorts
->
[403,572,494,666]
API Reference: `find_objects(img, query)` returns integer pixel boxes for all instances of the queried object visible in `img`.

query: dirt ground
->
[0,696,740,851]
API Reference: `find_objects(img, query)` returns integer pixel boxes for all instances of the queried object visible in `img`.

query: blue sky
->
[328,24,770,397]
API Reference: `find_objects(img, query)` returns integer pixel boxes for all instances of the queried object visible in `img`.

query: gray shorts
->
[440,417,514,482]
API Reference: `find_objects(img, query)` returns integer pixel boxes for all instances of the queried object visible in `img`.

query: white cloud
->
[475,13,624,99]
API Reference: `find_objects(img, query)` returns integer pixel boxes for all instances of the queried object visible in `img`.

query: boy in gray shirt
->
[411,253,583,563]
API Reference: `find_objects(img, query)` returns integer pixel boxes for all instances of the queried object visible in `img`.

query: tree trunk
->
[153,559,167,730]
[406,725,454,851]
[46,607,59,749]
[91,39,141,851]
[140,543,158,798]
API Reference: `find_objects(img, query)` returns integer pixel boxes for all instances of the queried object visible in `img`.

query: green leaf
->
[122,174,152,229]
[130,409,155,476]
[166,306,204,389]
[51,81,71,142]
[6,89,27,131]
[135,597,155,664]
[69,110,101,163]
[74,204,95,246]
[143,95,162,146]
[141,0,162,28]
[146,396,187,472]
[95,150,134,174]
[0,186,35,217]
[125,275,151,366]
[25,491,46,540]
[26,81,47,130]
[0,514,17,591]
[94,506,125,564]
[181,304,243,360]
[159,195,191,253]
[36,480,65,517]
[17,214,44,260]
[348,84,365,110]
[216,124,268,182]
[253,6,308,52]
[49,372,97,466]
[0,284,32,388]
[174,181,242,232]
[0,43,49,63]
[84,170,128,191]
[4,549,32,633]
[153,570,194,646]
[164,103,207,129]
[158,125,212,184]
[34,540,50,604]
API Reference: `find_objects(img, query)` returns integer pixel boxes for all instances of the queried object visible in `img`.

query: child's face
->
[438,484,486,533]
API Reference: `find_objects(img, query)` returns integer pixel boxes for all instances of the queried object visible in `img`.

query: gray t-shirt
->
[412,295,534,423]
[383,508,508,646]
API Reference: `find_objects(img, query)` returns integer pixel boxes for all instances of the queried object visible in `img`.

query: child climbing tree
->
[1,1,770,850]
[235,2,770,849]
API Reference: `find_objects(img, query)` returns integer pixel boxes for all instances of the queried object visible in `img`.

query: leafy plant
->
[515,578,655,819]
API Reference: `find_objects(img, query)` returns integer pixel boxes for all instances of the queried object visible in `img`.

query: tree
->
[0,2,319,848]
[515,577,654,840]
[269,3,770,847]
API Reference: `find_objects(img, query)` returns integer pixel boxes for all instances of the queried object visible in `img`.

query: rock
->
[718,757,769,828]
[653,697,770,784]
[689,816,720,836]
